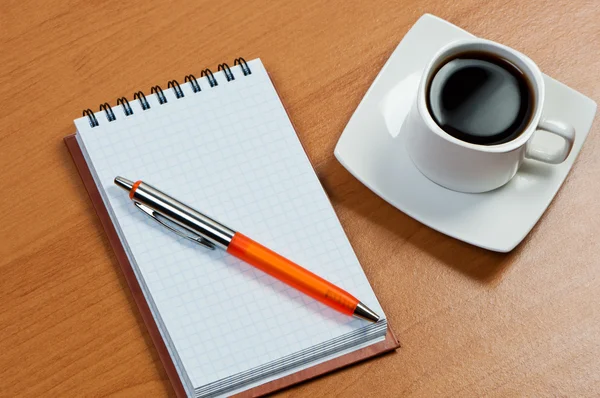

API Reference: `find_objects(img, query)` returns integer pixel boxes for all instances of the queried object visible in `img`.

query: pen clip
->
[134,202,216,250]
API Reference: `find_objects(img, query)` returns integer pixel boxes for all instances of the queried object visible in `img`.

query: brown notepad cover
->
[65,134,399,397]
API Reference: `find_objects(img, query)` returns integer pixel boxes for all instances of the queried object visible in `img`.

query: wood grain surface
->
[1,0,599,396]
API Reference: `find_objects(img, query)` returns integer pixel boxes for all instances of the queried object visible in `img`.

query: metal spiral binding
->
[117,97,133,116]
[82,109,99,127]
[234,57,251,76]
[99,103,116,122]
[168,80,185,99]
[201,69,218,87]
[151,86,167,104]
[218,63,235,81]
[133,91,150,110]
[82,57,251,127]
[184,74,201,93]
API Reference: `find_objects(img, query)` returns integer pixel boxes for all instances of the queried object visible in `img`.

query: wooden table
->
[1,0,599,396]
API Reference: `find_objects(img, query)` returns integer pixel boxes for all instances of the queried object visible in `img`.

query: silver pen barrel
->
[115,177,235,250]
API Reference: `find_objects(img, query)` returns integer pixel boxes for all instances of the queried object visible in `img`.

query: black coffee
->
[427,52,533,146]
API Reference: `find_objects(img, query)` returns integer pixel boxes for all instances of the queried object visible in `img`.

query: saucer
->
[334,14,597,252]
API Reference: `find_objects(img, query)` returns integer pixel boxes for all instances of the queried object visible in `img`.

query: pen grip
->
[227,233,358,316]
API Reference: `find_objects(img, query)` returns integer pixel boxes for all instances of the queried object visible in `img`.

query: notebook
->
[66,57,398,397]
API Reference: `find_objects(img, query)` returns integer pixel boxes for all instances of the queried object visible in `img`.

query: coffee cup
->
[403,38,575,193]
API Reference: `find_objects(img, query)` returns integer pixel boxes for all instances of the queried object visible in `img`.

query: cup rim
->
[417,38,545,153]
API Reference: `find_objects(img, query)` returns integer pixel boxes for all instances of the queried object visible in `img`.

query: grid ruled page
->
[75,59,385,388]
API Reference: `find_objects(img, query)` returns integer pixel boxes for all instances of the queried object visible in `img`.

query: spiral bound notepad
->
[66,58,396,397]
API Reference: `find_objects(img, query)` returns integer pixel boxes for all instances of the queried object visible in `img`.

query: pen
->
[115,177,380,323]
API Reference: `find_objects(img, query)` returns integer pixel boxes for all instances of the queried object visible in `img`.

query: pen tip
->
[114,176,135,191]
[353,302,380,323]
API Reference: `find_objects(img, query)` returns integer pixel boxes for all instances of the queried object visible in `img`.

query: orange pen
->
[115,177,379,322]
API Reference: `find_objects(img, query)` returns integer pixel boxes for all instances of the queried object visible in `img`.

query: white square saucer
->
[334,14,597,252]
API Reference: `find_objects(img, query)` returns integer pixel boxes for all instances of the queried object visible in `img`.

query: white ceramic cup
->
[404,38,575,193]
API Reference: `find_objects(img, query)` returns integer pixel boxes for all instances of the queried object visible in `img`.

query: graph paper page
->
[75,59,385,388]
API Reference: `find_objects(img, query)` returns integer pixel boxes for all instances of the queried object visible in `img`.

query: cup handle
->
[525,119,576,164]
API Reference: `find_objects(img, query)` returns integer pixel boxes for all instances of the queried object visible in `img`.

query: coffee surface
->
[427,52,533,146]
